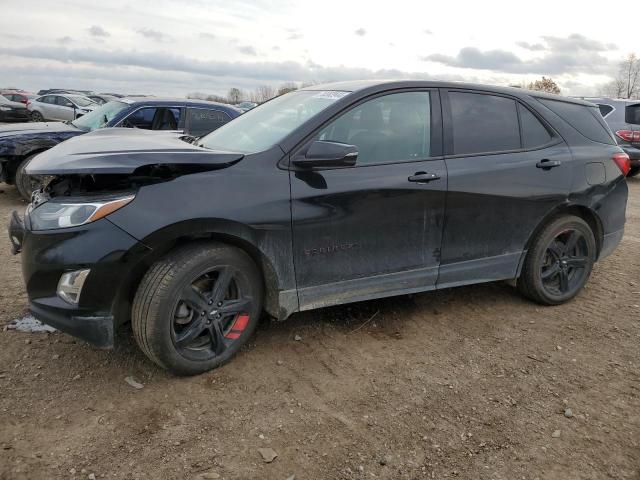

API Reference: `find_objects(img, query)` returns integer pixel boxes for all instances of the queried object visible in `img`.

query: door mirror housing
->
[293,141,358,168]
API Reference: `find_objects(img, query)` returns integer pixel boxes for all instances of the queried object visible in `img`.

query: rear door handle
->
[536,159,562,170]
[408,172,441,183]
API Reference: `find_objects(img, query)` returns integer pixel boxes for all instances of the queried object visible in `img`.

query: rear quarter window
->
[597,104,614,118]
[538,98,614,145]
[518,103,553,149]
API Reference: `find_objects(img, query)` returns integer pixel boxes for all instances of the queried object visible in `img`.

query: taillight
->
[612,152,631,176]
[615,129,640,143]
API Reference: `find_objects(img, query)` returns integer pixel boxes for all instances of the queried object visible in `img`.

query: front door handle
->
[408,172,441,183]
[536,159,562,170]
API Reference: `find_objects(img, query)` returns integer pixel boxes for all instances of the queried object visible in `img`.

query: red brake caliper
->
[224,314,250,340]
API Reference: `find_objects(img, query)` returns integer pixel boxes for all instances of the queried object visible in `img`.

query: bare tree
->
[227,88,243,104]
[250,85,276,103]
[600,54,640,99]
[527,77,561,95]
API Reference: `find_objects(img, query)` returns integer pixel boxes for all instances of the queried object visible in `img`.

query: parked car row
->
[4,80,630,376]
[0,97,242,198]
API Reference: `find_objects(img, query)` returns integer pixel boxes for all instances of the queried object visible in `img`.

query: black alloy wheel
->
[172,266,253,361]
[540,229,590,296]
[518,215,596,305]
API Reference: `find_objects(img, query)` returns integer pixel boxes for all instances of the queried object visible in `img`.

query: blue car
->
[0,97,241,199]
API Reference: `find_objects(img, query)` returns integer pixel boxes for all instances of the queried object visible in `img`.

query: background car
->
[0,97,242,198]
[87,94,120,105]
[28,94,98,122]
[0,90,37,105]
[578,97,640,176]
[0,95,30,122]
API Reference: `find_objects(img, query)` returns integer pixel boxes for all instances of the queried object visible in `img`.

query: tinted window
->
[450,92,520,155]
[123,107,182,130]
[538,98,614,145]
[186,108,231,136]
[123,107,158,129]
[625,104,640,125]
[598,104,614,118]
[317,91,431,165]
[40,96,56,104]
[518,104,552,149]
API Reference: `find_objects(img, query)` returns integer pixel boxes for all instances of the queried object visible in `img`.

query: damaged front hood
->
[26,128,244,175]
[0,121,79,139]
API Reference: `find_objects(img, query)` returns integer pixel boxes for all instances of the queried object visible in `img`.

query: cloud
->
[199,32,216,40]
[423,34,617,75]
[238,45,257,56]
[57,36,73,45]
[516,41,545,51]
[87,25,110,38]
[0,44,463,88]
[136,28,171,42]
[288,33,303,40]
[354,28,366,36]
[424,29,433,35]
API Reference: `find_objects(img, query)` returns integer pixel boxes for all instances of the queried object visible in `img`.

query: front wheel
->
[518,215,596,305]
[15,155,44,201]
[132,242,263,375]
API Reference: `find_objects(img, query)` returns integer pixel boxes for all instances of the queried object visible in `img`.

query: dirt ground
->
[0,178,639,480]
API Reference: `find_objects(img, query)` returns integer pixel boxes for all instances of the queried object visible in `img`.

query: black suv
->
[9,81,629,375]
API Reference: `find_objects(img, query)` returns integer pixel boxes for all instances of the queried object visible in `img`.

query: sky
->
[0,0,632,98]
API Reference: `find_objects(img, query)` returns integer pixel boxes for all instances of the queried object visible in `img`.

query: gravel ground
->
[0,179,639,480]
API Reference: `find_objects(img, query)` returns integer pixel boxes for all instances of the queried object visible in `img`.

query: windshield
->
[71,101,129,131]
[69,95,96,107]
[199,90,350,153]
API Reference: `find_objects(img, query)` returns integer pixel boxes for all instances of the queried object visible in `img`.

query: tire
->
[30,111,44,122]
[132,242,263,375]
[517,215,596,305]
[15,155,44,201]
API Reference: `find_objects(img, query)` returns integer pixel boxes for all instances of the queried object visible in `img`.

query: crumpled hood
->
[0,121,79,139]
[26,128,244,175]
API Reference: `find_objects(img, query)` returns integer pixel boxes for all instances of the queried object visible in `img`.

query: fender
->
[109,217,296,321]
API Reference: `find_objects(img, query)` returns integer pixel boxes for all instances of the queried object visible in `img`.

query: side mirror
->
[292,140,358,168]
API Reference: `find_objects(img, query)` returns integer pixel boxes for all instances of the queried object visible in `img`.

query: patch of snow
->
[5,314,56,333]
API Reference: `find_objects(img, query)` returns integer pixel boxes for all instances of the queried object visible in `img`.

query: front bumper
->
[10,210,152,348]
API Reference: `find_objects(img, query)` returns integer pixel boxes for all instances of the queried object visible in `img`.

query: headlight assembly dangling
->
[29,195,135,230]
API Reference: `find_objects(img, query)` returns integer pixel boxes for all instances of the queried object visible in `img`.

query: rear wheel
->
[15,155,44,201]
[518,215,596,305]
[132,242,263,375]
[30,111,44,122]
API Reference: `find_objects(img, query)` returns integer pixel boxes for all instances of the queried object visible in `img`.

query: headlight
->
[0,106,11,111]
[30,195,135,230]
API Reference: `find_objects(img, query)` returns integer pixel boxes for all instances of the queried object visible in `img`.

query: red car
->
[1,91,37,105]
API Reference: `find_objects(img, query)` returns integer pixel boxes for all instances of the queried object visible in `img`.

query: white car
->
[28,94,98,122]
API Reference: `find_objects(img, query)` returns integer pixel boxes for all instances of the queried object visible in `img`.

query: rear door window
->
[449,92,520,155]
[538,98,614,145]
[518,104,553,149]
[186,108,232,136]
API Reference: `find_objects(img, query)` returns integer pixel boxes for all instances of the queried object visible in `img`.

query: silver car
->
[28,94,98,122]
